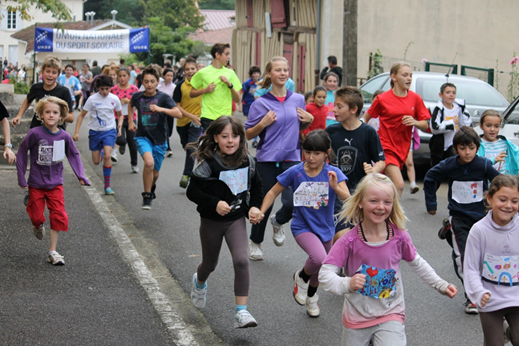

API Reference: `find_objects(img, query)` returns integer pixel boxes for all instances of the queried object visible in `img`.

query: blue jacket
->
[477,135,519,175]
[424,155,500,221]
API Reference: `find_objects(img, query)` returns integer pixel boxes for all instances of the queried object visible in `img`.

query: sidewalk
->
[0,160,219,345]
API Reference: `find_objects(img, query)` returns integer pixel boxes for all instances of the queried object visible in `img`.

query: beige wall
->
[319,0,344,72]
[357,0,517,96]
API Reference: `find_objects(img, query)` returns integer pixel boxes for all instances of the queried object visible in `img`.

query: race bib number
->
[356,264,398,299]
[482,254,519,286]
[451,181,483,204]
[219,167,248,195]
[52,140,65,162]
[293,182,329,207]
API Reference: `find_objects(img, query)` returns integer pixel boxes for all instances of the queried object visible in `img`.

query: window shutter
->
[1,10,7,31]
[16,11,22,30]
[270,0,286,28]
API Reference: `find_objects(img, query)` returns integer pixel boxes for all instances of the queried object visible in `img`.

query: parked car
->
[359,72,509,166]
[488,94,519,146]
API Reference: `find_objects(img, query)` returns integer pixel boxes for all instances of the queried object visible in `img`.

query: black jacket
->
[320,66,343,85]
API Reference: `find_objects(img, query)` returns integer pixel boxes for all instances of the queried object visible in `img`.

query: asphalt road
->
[73,112,488,346]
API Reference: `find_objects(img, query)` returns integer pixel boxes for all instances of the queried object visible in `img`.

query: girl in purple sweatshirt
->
[16,96,90,265]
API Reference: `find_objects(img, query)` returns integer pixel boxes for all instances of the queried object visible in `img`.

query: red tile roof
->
[200,10,235,31]
[188,27,234,45]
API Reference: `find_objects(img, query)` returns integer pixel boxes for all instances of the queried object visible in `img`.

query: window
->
[7,11,16,30]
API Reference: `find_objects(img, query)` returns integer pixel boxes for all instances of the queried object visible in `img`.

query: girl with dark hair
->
[255,130,350,317]
[186,116,263,329]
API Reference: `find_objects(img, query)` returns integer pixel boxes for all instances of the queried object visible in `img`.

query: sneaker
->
[104,187,115,195]
[438,217,451,240]
[166,150,173,158]
[464,300,478,315]
[141,192,153,210]
[306,294,320,318]
[111,151,118,162]
[24,190,30,206]
[151,184,157,199]
[179,175,189,189]
[410,185,419,194]
[249,241,263,261]
[234,310,258,329]
[131,165,139,174]
[293,270,309,305]
[271,216,285,247]
[251,140,258,148]
[32,224,45,240]
[47,251,65,265]
[190,273,207,309]
[118,145,126,155]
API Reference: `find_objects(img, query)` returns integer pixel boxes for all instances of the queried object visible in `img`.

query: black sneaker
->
[118,145,126,155]
[24,190,30,206]
[141,192,152,210]
[252,140,258,148]
[151,184,157,199]
[438,217,451,240]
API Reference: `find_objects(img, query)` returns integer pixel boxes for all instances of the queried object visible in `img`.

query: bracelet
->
[228,83,233,89]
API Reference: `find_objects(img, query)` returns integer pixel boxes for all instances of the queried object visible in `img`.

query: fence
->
[460,65,494,86]
[424,62,458,75]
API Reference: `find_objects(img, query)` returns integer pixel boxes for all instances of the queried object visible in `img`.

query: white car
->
[359,72,509,166]
[494,95,519,146]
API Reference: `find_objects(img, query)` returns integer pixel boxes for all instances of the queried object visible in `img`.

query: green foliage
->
[9,76,30,95]
[142,0,203,31]
[508,53,519,102]
[198,0,235,10]
[84,0,144,26]
[367,50,383,80]
[2,0,72,21]
[403,41,413,61]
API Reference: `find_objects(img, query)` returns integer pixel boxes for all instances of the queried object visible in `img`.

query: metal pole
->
[32,22,37,85]
[315,0,321,87]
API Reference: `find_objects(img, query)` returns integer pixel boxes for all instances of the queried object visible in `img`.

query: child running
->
[477,109,519,175]
[186,116,263,329]
[319,173,457,345]
[73,75,122,195]
[16,96,90,265]
[464,174,519,345]
[302,86,328,137]
[256,130,350,317]
[111,67,140,173]
[128,65,181,209]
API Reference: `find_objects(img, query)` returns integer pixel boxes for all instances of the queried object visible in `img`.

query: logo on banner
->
[34,28,53,52]
[129,28,149,52]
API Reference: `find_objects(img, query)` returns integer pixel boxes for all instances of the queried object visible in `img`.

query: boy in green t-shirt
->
[190,43,241,131]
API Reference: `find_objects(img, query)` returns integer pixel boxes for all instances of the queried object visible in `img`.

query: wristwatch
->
[228,83,233,89]
[4,143,12,149]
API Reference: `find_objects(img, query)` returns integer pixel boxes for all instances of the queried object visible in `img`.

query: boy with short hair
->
[58,64,82,110]
[173,57,203,188]
[128,66,181,209]
[429,83,472,167]
[73,75,122,195]
[424,126,500,315]
[189,43,241,131]
[326,86,385,241]
[10,56,74,129]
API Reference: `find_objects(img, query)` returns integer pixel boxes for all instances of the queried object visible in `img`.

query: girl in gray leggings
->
[186,116,263,329]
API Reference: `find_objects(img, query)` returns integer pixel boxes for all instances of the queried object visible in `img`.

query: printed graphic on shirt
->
[293,181,329,207]
[356,264,398,300]
[37,139,53,166]
[219,167,248,195]
[337,144,358,175]
[451,181,483,204]
[482,254,519,286]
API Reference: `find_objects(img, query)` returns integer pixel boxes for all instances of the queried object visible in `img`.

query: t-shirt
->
[367,90,430,164]
[57,75,81,100]
[129,70,137,85]
[157,81,175,98]
[325,90,337,126]
[326,122,385,191]
[304,102,328,135]
[241,78,259,115]
[276,162,347,242]
[111,84,139,120]
[481,138,507,173]
[80,71,93,90]
[173,78,202,127]
[130,91,177,145]
[190,65,242,120]
[27,83,73,129]
[82,93,122,131]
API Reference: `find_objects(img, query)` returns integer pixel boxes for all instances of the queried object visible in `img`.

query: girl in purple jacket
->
[244,56,313,260]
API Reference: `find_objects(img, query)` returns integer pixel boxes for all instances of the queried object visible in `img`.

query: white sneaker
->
[47,251,65,265]
[410,184,419,194]
[271,215,285,247]
[32,224,45,240]
[131,165,139,173]
[249,241,264,261]
[293,270,309,305]
[306,294,320,318]
[111,152,118,162]
[234,310,258,329]
[190,273,207,309]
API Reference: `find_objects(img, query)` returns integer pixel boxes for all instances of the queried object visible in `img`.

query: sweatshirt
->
[430,99,472,151]
[16,126,90,189]
[244,90,306,162]
[423,155,499,221]
[477,135,519,175]
[186,153,263,222]
[464,211,519,312]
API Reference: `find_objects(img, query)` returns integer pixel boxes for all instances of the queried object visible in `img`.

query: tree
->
[83,0,144,25]
[198,0,234,10]
[142,0,203,31]
[1,0,72,21]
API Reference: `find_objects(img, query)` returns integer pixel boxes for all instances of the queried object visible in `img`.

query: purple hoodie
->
[244,90,305,162]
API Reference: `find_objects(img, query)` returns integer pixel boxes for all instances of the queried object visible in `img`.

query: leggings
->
[197,217,250,297]
[294,232,333,286]
[116,118,138,166]
[479,307,519,346]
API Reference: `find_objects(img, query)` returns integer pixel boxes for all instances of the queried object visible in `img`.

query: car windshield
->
[360,75,389,102]
[416,78,508,107]
[504,99,519,124]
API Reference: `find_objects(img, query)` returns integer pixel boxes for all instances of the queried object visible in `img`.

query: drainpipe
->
[315,0,321,87]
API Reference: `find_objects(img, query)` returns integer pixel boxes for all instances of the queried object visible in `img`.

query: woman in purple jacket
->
[244,56,313,260]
